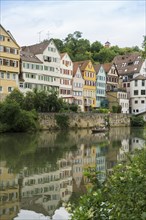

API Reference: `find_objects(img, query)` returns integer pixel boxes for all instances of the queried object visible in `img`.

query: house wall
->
[0,26,20,98]
[96,66,106,107]
[59,53,73,101]
[72,67,84,111]
[130,78,146,114]
[19,61,44,93]
[36,40,61,92]
[83,61,96,110]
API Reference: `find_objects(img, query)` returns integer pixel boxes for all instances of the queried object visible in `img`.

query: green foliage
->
[13,110,38,132]
[69,149,146,220]
[0,101,38,132]
[93,108,109,113]
[55,114,69,129]
[131,115,145,127]
[112,105,122,113]
[5,88,24,108]
[53,31,142,63]
[142,35,146,58]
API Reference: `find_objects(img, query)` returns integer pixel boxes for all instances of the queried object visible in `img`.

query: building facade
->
[59,53,73,103]
[130,74,146,114]
[94,64,106,108]
[21,39,60,94]
[0,24,20,101]
[74,60,96,111]
[72,62,84,111]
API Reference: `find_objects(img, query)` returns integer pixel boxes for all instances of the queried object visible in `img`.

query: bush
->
[55,114,69,129]
[112,105,122,113]
[0,101,38,132]
[69,149,146,220]
[131,115,145,127]
[13,110,38,132]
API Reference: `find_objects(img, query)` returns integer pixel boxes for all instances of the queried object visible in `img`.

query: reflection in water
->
[0,127,146,219]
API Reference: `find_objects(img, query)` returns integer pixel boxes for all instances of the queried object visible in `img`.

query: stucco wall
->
[38,113,131,130]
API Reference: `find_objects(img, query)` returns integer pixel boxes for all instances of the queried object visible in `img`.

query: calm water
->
[0,127,146,220]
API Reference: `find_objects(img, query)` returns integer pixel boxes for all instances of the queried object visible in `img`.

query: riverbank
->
[38,113,131,130]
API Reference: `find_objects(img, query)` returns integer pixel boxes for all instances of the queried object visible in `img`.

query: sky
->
[1,0,146,48]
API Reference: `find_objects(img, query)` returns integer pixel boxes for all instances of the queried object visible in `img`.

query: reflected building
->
[21,153,73,218]
[96,146,106,183]
[83,145,97,187]
[130,137,146,151]
[117,139,130,162]
[0,161,20,220]
[72,144,85,193]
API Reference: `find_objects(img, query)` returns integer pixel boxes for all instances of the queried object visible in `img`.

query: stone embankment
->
[38,113,131,130]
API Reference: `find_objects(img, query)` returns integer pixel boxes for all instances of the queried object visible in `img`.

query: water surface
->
[0,127,146,220]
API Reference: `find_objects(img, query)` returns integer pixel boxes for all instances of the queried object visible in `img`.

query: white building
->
[59,53,73,103]
[72,62,84,111]
[20,40,60,93]
[130,74,146,114]
[117,91,129,113]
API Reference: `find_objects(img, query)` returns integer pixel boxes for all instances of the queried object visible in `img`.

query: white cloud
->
[1,0,145,48]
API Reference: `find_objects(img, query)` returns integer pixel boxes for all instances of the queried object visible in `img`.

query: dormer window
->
[122,63,126,67]
[134,61,139,65]
[43,55,51,62]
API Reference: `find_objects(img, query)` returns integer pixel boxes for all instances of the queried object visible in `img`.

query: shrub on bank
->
[0,102,38,132]
[131,115,145,127]
[69,148,146,220]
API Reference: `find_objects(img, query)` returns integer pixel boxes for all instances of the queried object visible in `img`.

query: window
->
[134,80,137,86]
[7,72,10,79]
[0,86,2,92]
[142,80,145,86]
[135,100,138,104]
[8,87,13,92]
[12,73,16,80]
[0,45,4,52]
[0,72,4,79]
[0,35,5,41]
[141,100,145,104]
[134,60,139,65]
[134,90,138,95]
[19,83,23,88]
[141,90,145,95]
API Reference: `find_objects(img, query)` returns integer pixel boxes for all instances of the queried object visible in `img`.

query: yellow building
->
[0,161,20,220]
[0,24,20,101]
[74,60,96,111]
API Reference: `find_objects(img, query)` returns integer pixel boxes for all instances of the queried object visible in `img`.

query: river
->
[0,127,146,220]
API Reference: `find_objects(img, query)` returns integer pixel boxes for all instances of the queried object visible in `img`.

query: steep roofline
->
[0,24,20,48]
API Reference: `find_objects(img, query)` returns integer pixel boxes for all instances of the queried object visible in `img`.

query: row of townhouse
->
[0,24,146,114]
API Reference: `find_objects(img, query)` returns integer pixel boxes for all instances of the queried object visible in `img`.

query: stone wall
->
[38,113,131,130]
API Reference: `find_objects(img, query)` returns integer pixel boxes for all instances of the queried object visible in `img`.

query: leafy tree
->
[96,47,117,63]
[53,38,65,52]
[69,148,146,220]
[131,115,145,127]
[142,35,146,58]
[5,89,24,108]
[23,91,35,111]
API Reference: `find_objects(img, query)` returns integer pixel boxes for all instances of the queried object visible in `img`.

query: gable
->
[74,67,83,79]
[0,24,20,49]
[84,60,95,72]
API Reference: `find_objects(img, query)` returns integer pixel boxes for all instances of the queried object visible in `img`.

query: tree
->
[69,148,146,220]
[5,89,24,108]
[142,35,146,58]
[96,47,117,63]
